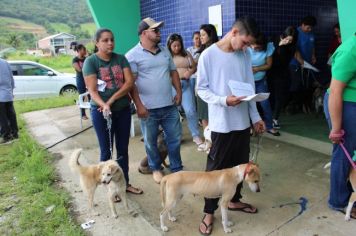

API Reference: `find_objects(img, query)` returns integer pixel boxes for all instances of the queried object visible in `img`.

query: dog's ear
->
[247,165,259,177]
[110,164,119,174]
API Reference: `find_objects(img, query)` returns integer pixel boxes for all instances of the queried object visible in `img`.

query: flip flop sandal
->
[199,214,213,235]
[126,184,144,195]
[228,203,258,214]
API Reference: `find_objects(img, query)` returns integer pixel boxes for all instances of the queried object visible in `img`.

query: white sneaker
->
[272,119,280,129]
[197,142,206,152]
[193,136,203,146]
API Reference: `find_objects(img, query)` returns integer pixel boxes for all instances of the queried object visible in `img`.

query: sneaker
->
[272,119,280,129]
[197,142,206,152]
[267,129,281,136]
[193,136,203,146]
[152,171,163,184]
[0,137,14,145]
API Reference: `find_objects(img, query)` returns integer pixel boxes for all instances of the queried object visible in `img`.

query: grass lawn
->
[7,52,75,74]
[279,113,330,142]
[0,95,83,235]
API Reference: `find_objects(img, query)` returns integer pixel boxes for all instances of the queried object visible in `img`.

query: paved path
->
[23,105,355,236]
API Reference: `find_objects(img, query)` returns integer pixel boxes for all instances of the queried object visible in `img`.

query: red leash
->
[329,129,356,170]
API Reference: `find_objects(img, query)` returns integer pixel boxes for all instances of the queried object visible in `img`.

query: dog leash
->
[250,134,263,163]
[103,111,113,159]
[329,129,356,170]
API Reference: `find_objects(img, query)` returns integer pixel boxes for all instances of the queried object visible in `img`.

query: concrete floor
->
[23,105,355,236]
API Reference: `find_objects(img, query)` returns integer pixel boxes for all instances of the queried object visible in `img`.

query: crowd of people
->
[1,12,354,232]
[79,15,355,232]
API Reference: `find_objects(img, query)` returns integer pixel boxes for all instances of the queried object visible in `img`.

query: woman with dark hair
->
[167,33,202,146]
[247,33,279,136]
[327,23,342,60]
[196,24,219,151]
[187,31,201,96]
[72,44,88,119]
[83,28,143,195]
[268,26,298,129]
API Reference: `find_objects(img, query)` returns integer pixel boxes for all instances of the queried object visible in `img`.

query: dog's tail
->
[69,149,83,173]
[160,177,167,207]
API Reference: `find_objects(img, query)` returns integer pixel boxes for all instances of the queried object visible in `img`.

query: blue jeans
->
[189,77,196,98]
[324,93,356,209]
[255,79,273,130]
[173,80,200,138]
[76,75,87,117]
[140,105,183,172]
[91,106,131,185]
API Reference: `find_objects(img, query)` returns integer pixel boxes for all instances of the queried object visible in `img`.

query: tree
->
[7,34,21,48]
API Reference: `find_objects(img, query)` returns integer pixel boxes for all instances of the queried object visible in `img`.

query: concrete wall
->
[86,0,140,54]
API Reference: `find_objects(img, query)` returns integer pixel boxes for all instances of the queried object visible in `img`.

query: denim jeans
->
[140,105,183,172]
[189,77,196,98]
[324,93,356,209]
[76,75,87,117]
[255,78,273,130]
[173,80,200,138]
[91,106,131,185]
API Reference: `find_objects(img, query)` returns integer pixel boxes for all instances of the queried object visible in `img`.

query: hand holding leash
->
[329,129,344,144]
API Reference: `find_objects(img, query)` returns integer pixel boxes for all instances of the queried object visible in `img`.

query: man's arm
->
[171,70,182,105]
[295,50,304,66]
[129,73,148,118]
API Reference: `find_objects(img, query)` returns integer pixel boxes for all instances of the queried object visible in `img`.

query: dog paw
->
[345,215,350,221]
[130,211,138,217]
[224,227,232,233]
[169,216,177,222]
[227,221,234,227]
[161,226,169,232]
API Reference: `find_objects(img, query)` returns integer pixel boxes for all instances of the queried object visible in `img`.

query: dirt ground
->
[23,106,356,236]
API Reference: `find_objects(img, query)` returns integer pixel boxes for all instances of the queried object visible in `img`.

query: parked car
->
[9,60,77,99]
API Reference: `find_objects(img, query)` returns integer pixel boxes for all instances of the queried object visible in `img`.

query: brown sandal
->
[126,184,143,194]
[199,214,213,235]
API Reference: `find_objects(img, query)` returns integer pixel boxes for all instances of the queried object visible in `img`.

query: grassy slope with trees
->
[0,0,95,49]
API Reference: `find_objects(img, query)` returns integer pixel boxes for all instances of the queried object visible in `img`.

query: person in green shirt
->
[83,28,143,195]
[324,33,356,219]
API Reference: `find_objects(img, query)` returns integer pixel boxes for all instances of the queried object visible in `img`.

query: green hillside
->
[0,0,96,50]
[0,0,92,25]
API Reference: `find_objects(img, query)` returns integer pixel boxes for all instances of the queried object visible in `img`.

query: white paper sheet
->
[97,80,106,92]
[241,93,270,102]
[303,61,320,72]
[228,80,254,97]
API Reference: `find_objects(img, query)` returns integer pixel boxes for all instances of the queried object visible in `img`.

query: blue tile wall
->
[140,0,236,48]
[140,0,338,79]
[235,0,338,77]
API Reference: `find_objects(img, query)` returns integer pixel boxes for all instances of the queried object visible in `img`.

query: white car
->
[9,60,77,100]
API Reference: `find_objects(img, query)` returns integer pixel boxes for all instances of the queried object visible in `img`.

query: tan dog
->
[159,163,261,233]
[69,149,136,218]
[345,168,356,221]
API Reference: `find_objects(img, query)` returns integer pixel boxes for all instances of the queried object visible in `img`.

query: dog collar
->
[243,162,252,180]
